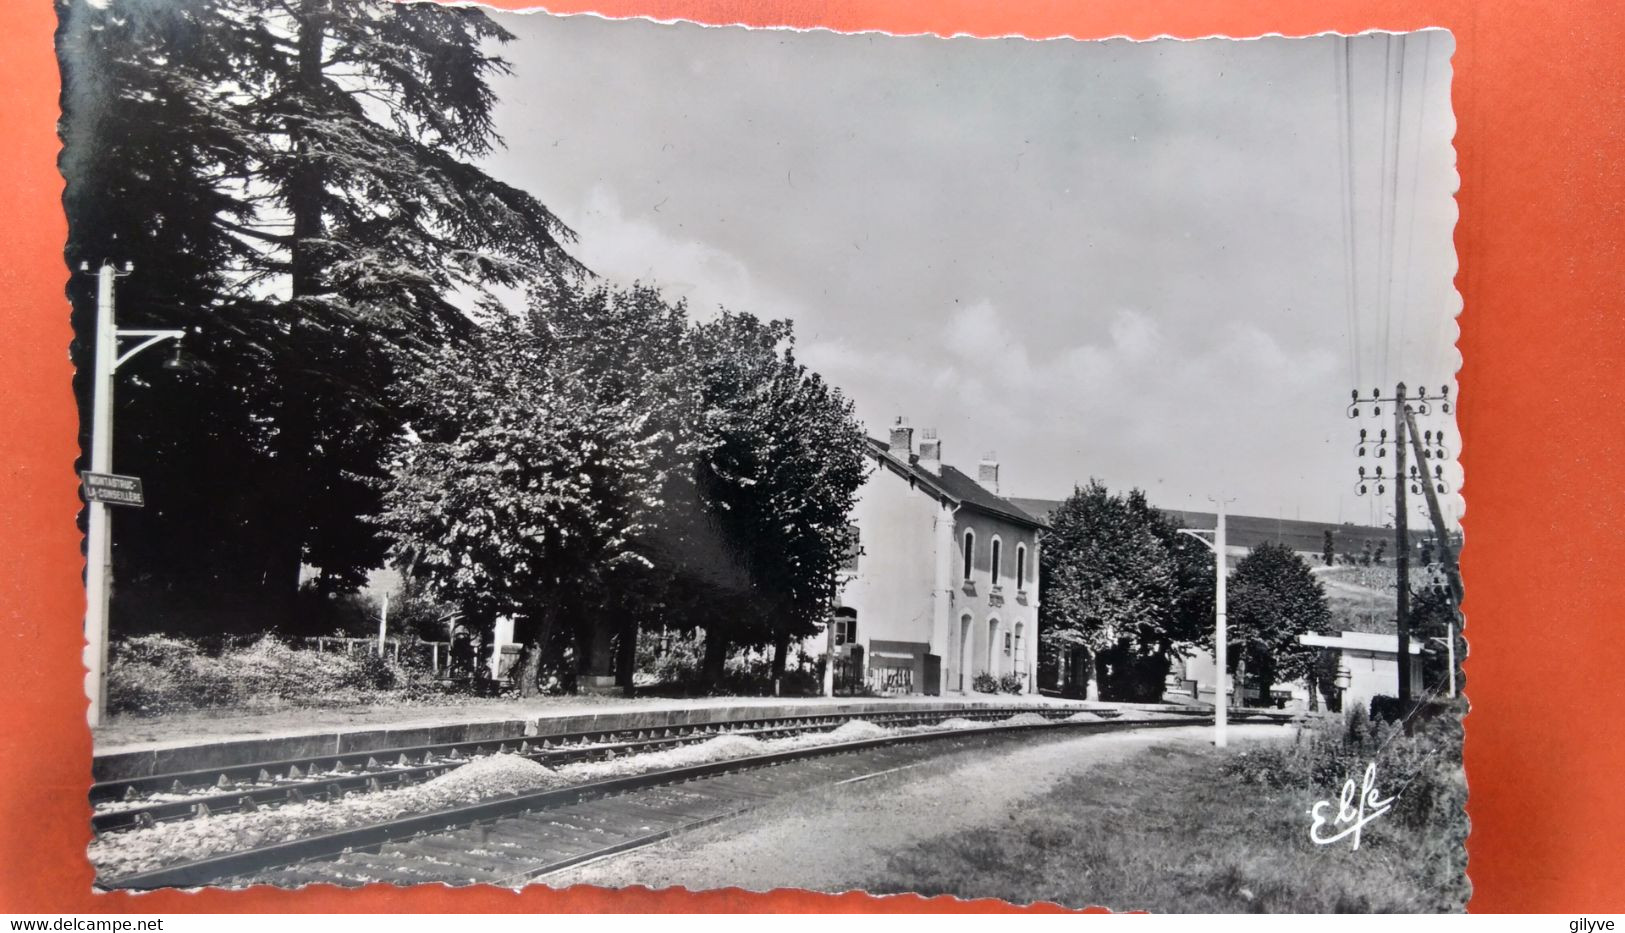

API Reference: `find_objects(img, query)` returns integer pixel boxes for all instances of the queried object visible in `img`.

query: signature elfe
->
[1309,762,1395,850]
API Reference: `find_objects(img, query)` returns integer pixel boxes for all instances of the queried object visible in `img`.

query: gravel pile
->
[998,712,1053,726]
[558,734,766,783]
[1066,711,1105,722]
[933,717,985,730]
[819,720,888,742]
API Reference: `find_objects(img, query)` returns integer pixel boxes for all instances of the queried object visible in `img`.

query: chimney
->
[977,451,1000,494]
[888,417,914,459]
[918,429,943,474]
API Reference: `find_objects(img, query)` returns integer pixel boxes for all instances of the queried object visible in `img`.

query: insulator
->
[1351,389,1360,400]
[1411,484,1420,494]
[1377,484,1386,494]
[1437,483,1446,493]
[1442,402,1451,413]
[1359,428,1368,439]
[1380,429,1388,439]
[1373,388,1381,398]
[1375,466,1384,477]
[1374,406,1381,415]
[1358,447,1366,457]
[1435,464,1443,477]
[1377,448,1386,458]
[1441,385,1450,396]
[1358,466,1366,476]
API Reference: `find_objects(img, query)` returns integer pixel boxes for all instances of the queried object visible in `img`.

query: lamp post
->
[1179,495,1234,748]
[84,261,188,727]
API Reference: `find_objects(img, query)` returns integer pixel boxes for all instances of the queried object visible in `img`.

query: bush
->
[1222,702,1465,834]
[997,672,1027,694]
[1369,694,1405,723]
[107,634,424,716]
[971,671,999,693]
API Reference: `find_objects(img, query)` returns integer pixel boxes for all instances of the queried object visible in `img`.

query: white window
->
[833,609,857,646]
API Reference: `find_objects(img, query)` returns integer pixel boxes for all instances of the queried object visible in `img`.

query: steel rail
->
[105,714,1215,889]
[92,705,1171,832]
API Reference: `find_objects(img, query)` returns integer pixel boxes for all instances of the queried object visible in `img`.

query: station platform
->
[91,693,1184,783]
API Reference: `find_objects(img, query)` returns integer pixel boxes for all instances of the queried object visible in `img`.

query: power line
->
[1336,36,1362,389]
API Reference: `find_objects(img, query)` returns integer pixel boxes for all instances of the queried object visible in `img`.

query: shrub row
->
[107,635,436,716]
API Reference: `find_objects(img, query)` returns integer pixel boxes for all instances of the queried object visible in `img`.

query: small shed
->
[1298,630,1424,711]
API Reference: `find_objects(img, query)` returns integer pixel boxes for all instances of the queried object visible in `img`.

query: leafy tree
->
[1323,529,1336,566]
[374,312,666,696]
[685,314,868,688]
[1408,583,1459,692]
[58,0,580,632]
[1037,481,1211,701]
[1227,542,1330,706]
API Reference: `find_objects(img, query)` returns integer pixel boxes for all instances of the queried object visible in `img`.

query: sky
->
[477,16,1461,528]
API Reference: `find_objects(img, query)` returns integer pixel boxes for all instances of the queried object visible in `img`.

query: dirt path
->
[551,723,1292,894]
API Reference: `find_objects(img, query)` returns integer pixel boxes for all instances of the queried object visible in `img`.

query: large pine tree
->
[58,0,580,633]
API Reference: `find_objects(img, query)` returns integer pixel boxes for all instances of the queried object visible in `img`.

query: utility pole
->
[1349,383,1455,715]
[1179,495,1233,748]
[84,263,121,729]
[1393,383,1411,712]
[1403,406,1463,697]
[82,261,188,727]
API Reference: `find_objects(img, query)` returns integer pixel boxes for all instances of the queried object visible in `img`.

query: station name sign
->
[82,471,145,507]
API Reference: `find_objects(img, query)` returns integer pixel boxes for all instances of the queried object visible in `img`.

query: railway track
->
[91,705,1156,834]
[98,710,1246,889]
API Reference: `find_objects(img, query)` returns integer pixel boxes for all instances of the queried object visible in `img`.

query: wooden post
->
[1394,383,1412,714]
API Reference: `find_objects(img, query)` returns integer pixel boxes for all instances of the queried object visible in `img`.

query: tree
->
[1408,583,1458,692]
[58,0,580,632]
[685,313,868,689]
[374,312,667,696]
[1323,529,1336,566]
[1227,542,1330,706]
[1037,481,1210,701]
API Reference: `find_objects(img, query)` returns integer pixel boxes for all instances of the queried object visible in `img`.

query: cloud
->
[569,184,818,329]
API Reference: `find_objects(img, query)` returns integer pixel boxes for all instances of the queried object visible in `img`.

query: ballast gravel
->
[89,754,567,880]
[91,718,901,880]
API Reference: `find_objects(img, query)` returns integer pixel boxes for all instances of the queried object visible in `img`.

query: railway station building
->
[819,418,1046,696]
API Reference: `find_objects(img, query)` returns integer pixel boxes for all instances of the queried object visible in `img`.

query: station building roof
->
[864,437,1046,530]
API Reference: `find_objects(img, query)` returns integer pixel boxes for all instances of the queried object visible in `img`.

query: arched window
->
[990,537,1002,583]
[832,607,858,646]
[1016,544,1027,589]
[962,530,975,580]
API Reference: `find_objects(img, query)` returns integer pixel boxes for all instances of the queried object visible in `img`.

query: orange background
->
[3,0,1623,914]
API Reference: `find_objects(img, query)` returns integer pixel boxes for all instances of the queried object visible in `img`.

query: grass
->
[867,736,1468,912]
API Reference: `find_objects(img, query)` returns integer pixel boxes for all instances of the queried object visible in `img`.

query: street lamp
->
[1178,495,1234,748]
[82,261,192,727]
